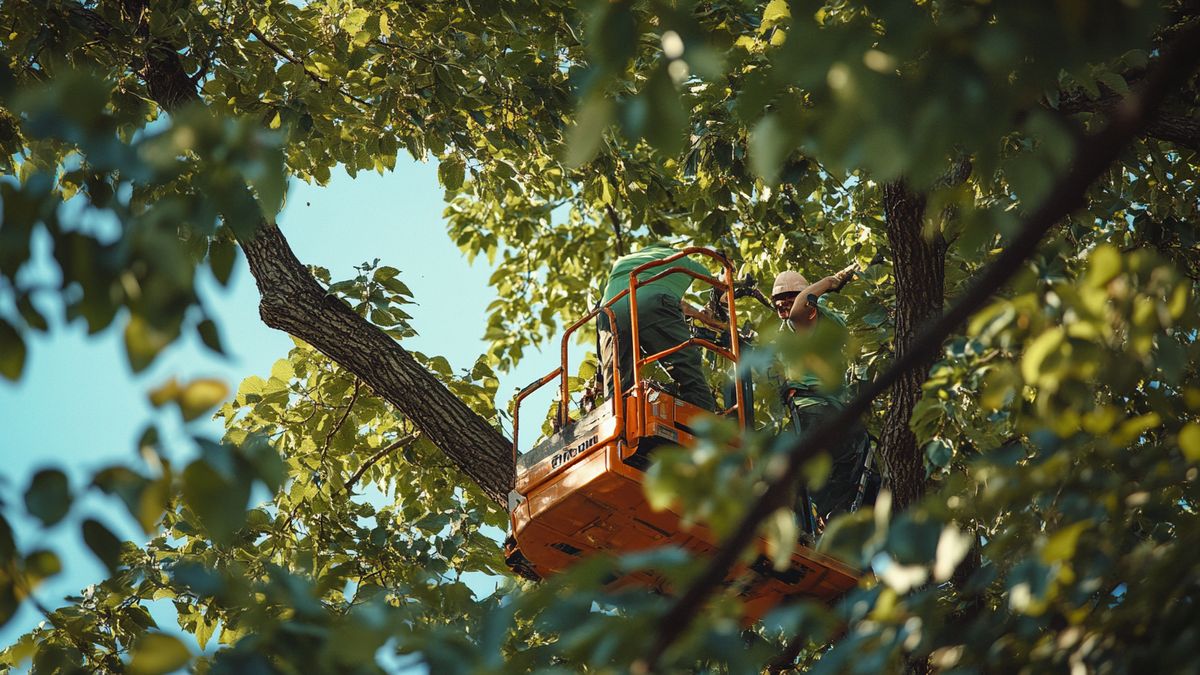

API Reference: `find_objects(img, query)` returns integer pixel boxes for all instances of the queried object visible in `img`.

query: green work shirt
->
[600,244,709,311]
[780,297,848,408]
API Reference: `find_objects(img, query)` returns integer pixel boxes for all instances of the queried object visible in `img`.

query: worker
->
[598,242,721,411]
[771,267,865,522]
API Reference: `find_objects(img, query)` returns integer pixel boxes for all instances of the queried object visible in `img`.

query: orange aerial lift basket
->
[505,248,858,619]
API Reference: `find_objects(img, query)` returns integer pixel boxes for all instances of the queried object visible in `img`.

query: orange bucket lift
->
[505,248,859,619]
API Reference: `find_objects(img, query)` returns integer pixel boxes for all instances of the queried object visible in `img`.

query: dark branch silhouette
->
[636,21,1200,673]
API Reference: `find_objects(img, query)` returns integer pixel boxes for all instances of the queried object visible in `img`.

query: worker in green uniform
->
[598,243,721,411]
[771,268,865,522]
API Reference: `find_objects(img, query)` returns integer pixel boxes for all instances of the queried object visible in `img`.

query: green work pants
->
[785,392,864,520]
[598,293,716,411]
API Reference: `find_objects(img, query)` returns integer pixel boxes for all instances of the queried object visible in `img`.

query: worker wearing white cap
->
[771,267,863,523]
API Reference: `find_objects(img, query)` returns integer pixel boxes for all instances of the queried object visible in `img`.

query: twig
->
[605,204,626,256]
[319,378,361,462]
[767,633,831,674]
[375,38,438,66]
[343,431,420,492]
[278,378,361,535]
[249,27,374,108]
[635,20,1200,672]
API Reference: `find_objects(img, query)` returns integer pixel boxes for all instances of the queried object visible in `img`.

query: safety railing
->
[512,303,624,468]
[628,247,745,434]
[511,247,746,467]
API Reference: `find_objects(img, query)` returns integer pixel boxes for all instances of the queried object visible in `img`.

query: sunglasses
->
[772,292,800,312]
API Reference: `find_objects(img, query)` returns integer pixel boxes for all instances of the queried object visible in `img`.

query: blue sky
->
[0,158,561,647]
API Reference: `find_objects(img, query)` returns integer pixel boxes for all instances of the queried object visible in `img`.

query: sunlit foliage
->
[2,0,1199,672]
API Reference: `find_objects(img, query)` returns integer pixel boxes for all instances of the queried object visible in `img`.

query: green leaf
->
[564,96,612,169]
[371,307,396,326]
[124,315,173,373]
[762,0,791,30]
[339,8,371,35]
[0,578,16,630]
[93,466,166,534]
[16,295,47,331]
[208,236,236,286]
[148,378,182,408]
[196,608,219,651]
[589,2,636,72]
[129,633,190,675]
[178,378,230,422]
[238,375,266,400]
[1041,520,1091,564]
[0,319,26,380]
[1179,423,1200,462]
[381,276,413,297]
[438,157,466,190]
[270,358,295,382]
[933,525,972,582]
[22,549,62,585]
[249,158,287,219]
[0,514,15,564]
[1087,244,1122,287]
[197,319,225,354]
[24,469,71,527]
[924,438,954,469]
[641,66,687,156]
[171,560,225,597]
[749,114,787,184]
[82,518,123,574]
[241,433,285,493]
[888,514,941,566]
[182,459,249,545]
[1096,71,1129,96]
[426,355,453,377]
[373,265,400,282]
[764,507,798,570]
[1021,327,1064,383]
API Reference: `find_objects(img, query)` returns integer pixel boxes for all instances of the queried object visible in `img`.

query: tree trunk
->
[119,6,515,505]
[879,180,946,512]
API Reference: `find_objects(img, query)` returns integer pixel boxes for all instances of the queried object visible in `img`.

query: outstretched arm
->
[786,270,853,327]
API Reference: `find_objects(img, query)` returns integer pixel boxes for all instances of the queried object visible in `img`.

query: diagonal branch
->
[319,378,361,463]
[605,204,627,257]
[1058,88,1200,155]
[98,7,516,505]
[248,27,375,109]
[343,431,421,493]
[636,21,1200,673]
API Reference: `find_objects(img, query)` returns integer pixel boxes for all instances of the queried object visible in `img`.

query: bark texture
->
[879,180,945,511]
[114,2,515,504]
[74,0,1196,514]
[241,225,515,503]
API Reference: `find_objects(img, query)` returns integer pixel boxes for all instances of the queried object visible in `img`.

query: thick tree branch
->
[239,225,515,503]
[636,23,1200,672]
[110,5,515,504]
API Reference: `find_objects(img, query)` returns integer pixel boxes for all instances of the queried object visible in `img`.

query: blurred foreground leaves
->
[1,0,1199,672]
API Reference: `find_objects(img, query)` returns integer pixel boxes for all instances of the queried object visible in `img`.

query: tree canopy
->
[2,0,1200,672]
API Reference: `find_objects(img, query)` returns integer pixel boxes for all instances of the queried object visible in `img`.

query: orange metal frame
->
[506,247,861,612]
[628,247,744,432]
[511,247,745,468]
